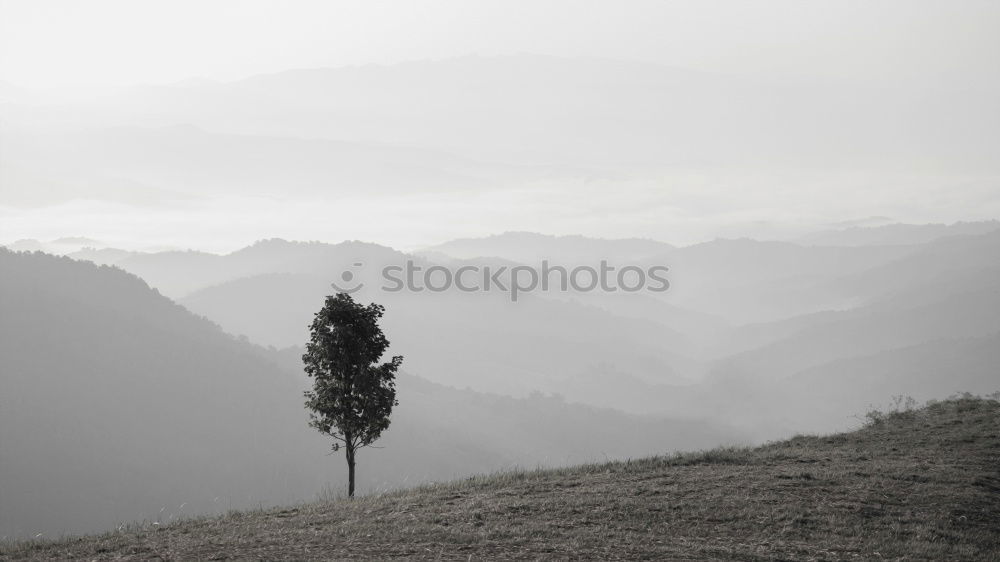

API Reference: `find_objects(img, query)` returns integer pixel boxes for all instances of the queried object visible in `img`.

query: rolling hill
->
[65,229,1000,426]
[6,397,998,560]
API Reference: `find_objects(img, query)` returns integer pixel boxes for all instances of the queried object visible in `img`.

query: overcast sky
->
[3,0,998,89]
[1,1,999,251]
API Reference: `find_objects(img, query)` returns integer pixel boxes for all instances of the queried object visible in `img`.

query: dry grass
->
[3,397,999,560]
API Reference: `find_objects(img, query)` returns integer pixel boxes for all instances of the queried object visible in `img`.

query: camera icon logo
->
[330,262,365,294]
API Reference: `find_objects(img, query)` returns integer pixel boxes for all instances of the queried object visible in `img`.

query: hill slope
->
[7,398,998,561]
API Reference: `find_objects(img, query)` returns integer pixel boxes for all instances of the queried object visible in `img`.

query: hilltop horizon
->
[4,218,999,256]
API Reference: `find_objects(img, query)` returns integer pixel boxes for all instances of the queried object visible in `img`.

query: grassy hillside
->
[4,397,998,561]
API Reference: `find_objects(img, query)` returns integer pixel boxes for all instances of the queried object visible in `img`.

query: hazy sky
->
[1,1,999,251]
[2,0,998,89]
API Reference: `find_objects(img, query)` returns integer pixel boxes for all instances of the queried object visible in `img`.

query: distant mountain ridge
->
[420,231,674,263]
[799,220,1000,247]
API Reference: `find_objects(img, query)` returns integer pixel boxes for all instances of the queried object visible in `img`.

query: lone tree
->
[303,293,402,497]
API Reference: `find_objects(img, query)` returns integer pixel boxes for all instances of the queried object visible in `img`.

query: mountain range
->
[0,249,739,537]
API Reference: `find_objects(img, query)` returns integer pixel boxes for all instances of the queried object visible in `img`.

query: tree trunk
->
[346,443,356,498]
